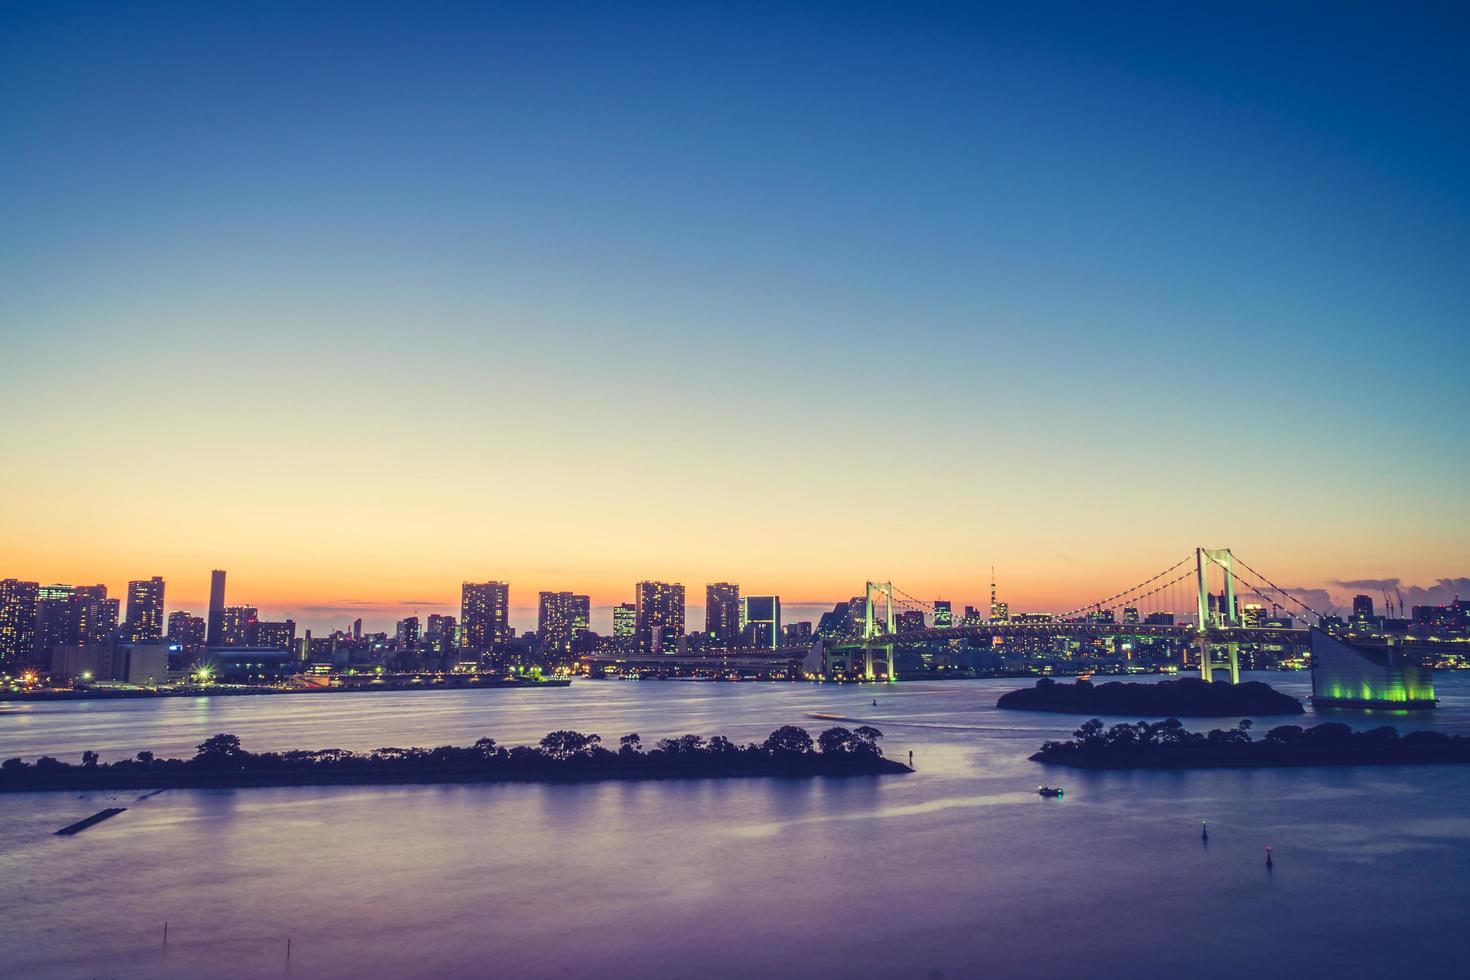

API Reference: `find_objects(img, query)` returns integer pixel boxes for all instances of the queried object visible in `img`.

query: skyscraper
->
[426,614,457,651]
[33,584,78,662]
[461,581,510,651]
[741,595,781,648]
[1352,594,1375,625]
[933,600,952,628]
[538,591,589,655]
[0,579,39,670]
[74,585,117,646]
[126,576,166,642]
[705,583,741,646]
[612,602,636,639]
[635,581,685,654]
[394,617,421,648]
[207,569,227,646]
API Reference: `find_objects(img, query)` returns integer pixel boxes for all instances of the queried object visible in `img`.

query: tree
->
[81,750,99,768]
[852,726,884,756]
[818,727,857,754]
[1073,719,1106,746]
[472,737,499,758]
[1,757,26,772]
[539,731,601,760]
[1264,725,1304,745]
[707,735,737,754]
[763,726,814,755]
[195,734,244,766]
[618,733,642,756]
[135,750,155,765]
[655,734,706,755]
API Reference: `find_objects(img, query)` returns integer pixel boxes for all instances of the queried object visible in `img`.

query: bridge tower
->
[862,581,897,682]
[1195,548,1240,684]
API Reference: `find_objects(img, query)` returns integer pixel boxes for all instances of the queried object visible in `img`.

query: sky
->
[2,1,1467,633]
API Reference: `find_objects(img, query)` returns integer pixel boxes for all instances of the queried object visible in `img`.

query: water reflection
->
[2,673,1469,979]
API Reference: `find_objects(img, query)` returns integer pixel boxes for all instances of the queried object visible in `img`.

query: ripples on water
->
[3,673,1469,979]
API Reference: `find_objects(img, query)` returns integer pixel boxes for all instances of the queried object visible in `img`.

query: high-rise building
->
[126,576,166,642]
[395,616,421,648]
[74,585,118,646]
[538,591,589,654]
[933,600,952,628]
[0,579,39,670]
[612,603,636,639]
[741,595,781,648]
[704,583,741,646]
[960,605,984,627]
[426,614,457,651]
[256,619,297,651]
[33,584,78,662]
[461,582,510,650]
[635,581,685,654]
[897,609,925,631]
[219,606,259,647]
[992,601,1009,623]
[783,621,813,644]
[1352,594,1375,626]
[207,570,227,646]
[168,610,207,649]
[1122,607,1140,625]
[352,617,363,640]
[1242,603,1267,629]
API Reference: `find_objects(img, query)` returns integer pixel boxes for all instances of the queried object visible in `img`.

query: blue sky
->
[2,2,1467,631]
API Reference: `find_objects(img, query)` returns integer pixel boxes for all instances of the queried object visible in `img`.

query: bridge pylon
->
[862,581,897,682]
[1195,547,1240,684]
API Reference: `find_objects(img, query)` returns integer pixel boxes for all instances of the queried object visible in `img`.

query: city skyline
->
[3,560,1467,637]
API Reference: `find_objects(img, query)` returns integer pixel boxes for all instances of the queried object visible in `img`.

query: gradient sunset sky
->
[3,2,1467,632]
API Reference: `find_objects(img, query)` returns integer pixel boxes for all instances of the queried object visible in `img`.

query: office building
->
[635,581,685,654]
[705,583,741,646]
[126,576,166,642]
[461,581,510,650]
[933,600,952,628]
[207,569,227,646]
[782,621,813,644]
[1122,607,1140,625]
[742,595,781,648]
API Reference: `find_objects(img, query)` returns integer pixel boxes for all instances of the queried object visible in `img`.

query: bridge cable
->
[1058,555,1194,620]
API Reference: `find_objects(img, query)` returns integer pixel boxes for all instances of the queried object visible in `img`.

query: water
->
[3,672,1470,979]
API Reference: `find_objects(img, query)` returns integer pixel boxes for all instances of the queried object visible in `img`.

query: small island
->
[997,676,1304,716]
[1033,718,1470,769]
[0,725,909,793]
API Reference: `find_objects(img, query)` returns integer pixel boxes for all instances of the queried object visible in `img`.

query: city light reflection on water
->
[3,673,1470,979]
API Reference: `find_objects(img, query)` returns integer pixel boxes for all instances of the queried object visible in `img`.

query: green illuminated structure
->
[1310,628,1436,708]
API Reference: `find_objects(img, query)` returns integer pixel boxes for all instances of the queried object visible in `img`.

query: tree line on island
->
[1035,718,1470,768]
[0,725,909,792]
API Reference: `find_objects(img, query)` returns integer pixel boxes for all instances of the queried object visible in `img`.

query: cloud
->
[1325,577,1470,612]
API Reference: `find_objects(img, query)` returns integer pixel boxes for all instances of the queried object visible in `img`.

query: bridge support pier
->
[1197,635,1240,684]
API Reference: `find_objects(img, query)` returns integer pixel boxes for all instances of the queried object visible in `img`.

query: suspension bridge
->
[585,547,1333,683]
[825,547,1329,683]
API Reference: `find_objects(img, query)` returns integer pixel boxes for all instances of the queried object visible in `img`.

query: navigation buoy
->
[872,698,877,706]
[1265,846,1274,869]
[1201,821,1208,841]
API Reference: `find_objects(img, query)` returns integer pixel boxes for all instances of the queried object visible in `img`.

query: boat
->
[1037,786,1063,798]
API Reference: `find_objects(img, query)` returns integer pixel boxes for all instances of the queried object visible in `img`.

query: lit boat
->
[1037,786,1063,798]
